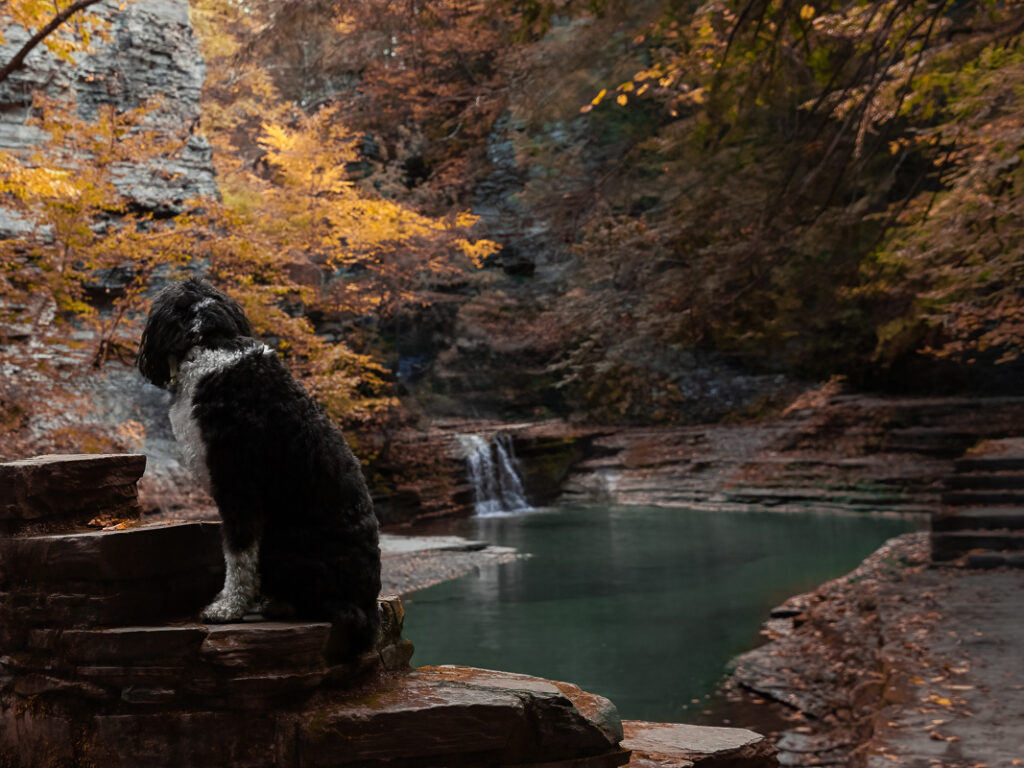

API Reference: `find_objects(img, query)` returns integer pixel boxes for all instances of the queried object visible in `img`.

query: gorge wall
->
[0,0,216,229]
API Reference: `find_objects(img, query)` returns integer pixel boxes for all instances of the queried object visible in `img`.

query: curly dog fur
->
[137,277,381,658]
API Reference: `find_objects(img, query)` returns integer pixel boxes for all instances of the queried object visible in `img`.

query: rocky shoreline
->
[379,533,524,595]
[719,532,1024,767]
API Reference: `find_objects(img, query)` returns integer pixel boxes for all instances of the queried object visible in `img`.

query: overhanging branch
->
[0,0,105,86]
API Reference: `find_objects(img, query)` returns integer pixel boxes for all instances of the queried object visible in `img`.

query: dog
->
[137,277,381,658]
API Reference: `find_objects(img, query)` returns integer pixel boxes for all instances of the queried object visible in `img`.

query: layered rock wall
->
[0,0,216,227]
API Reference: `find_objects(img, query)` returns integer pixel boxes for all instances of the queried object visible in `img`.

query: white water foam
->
[456,433,533,517]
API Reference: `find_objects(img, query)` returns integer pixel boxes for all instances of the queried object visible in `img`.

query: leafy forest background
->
[2,0,1024,466]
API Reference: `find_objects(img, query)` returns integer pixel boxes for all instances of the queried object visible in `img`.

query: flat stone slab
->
[297,665,628,767]
[61,626,208,664]
[0,454,146,534]
[623,720,773,767]
[380,533,489,554]
[0,521,223,585]
[0,522,223,645]
[962,437,1024,457]
[955,438,1024,472]
[201,622,332,669]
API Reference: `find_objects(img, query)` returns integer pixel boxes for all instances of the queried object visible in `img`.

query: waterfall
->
[456,433,533,517]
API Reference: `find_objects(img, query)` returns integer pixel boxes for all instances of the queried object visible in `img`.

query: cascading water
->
[456,433,533,516]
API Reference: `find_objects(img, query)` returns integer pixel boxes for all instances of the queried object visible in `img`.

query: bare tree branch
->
[0,0,105,86]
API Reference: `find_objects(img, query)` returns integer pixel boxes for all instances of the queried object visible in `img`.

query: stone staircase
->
[0,453,775,768]
[931,438,1024,567]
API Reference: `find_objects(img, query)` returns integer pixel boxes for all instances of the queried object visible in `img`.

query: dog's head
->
[137,277,252,389]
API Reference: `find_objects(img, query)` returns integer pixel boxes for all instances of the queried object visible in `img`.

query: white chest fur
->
[168,347,253,493]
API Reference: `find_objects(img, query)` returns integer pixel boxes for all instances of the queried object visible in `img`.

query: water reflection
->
[403,505,917,721]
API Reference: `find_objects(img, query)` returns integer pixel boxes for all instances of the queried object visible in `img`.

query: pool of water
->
[402,504,918,722]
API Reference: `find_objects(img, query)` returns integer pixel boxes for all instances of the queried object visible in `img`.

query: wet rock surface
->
[379,532,523,595]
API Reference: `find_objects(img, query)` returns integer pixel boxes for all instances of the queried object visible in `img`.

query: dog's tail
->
[325,601,381,661]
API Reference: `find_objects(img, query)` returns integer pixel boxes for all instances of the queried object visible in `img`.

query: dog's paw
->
[200,596,248,623]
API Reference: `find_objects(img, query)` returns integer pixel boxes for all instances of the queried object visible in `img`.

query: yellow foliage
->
[2,0,500,439]
[0,0,119,65]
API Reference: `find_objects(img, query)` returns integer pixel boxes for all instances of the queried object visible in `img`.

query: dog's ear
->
[137,282,191,388]
[186,284,253,346]
[136,278,253,388]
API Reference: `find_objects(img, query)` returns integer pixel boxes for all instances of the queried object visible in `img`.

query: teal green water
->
[402,505,917,722]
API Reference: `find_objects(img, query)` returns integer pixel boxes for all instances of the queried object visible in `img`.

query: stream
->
[402,504,919,722]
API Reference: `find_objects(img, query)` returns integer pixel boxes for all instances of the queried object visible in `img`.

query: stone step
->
[0,521,223,585]
[954,437,1024,472]
[930,530,1024,561]
[0,454,146,535]
[622,720,774,766]
[0,522,223,646]
[945,472,1024,490]
[2,596,412,710]
[882,428,981,457]
[955,455,1024,473]
[941,489,1024,506]
[963,550,1024,569]
[932,507,1024,532]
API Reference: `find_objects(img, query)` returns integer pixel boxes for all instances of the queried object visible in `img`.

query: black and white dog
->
[137,277,381,657]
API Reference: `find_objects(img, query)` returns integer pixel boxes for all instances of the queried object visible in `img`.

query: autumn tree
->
[0,0,497,457]
[545,0,1024,410]
[189,0,498,428]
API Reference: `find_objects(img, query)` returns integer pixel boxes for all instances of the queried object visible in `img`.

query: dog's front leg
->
[202,538,261,623]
